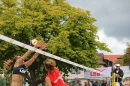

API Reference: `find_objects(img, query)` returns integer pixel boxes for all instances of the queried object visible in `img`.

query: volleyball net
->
[0,34,110,76]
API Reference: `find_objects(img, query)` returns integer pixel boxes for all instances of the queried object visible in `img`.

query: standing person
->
[113,64,124,86]
[122,79,127,86]
[95,81,99,86]
[92,81,96,86]
[87,79,92,86]
[79,82,82,86]
[77,80,82,86]
[84,82,88,86]
[3,40,47,86]
[101,80,107,86]
[43,58,68,86]
[98,81,102,86]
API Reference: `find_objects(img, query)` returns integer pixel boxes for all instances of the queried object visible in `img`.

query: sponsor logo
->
[20,68,26,74]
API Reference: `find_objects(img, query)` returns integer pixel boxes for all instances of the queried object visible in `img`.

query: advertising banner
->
[84,67,112,78]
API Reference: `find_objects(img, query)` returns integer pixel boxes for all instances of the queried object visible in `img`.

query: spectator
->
[87,79,92,86]
[112,64,124,86]
[84,82,88,86]
[76,80,82,86]
[95,81,100,86]
[101,80,107,86]
[122,79,127,86]
[92,81,96,86]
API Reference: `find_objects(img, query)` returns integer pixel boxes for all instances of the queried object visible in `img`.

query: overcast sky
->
[66,0,130,54]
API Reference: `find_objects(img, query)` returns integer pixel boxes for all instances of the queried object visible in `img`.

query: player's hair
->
[43,58,56,72]
[3,56,19,70]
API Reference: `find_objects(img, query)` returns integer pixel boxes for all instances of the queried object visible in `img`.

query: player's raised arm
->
[17,40,43,63]
[25,43,47,68]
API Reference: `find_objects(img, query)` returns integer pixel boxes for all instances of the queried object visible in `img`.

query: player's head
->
[43,58,56,72]
[116,64,120,69]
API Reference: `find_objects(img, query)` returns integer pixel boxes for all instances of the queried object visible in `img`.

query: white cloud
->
[98,29,127,54]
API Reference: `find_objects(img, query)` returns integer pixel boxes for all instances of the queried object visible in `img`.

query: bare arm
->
[24,43,47,68]
[17,50,33,63]
[17,41,43,63]
[45,77,52,86]
[25,52,39,68]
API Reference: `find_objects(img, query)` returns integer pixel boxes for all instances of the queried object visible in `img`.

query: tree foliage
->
[122,42,130,65]
[0,0,111,85]
[115,58,123,66]
[0,77,5,86]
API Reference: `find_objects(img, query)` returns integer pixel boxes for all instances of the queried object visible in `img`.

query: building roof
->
[104,55,123,63]
[97,53,109,66]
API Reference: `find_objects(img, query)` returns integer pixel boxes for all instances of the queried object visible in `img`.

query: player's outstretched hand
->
[40,43,47,50]
[35,40,43,48]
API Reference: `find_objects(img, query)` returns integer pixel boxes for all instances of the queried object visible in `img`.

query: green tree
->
[0,77,5,86]
[0,0,111,85]
[123,42,130,65]
[115,58,123,66]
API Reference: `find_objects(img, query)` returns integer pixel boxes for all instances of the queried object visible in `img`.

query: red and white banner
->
[84,67,112,78]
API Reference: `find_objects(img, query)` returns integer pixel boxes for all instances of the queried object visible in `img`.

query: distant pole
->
[112,73,116,86]
[129,64,130,70]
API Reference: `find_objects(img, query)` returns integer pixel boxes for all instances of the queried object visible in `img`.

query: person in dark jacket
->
[113,64,124,86]
[101,80,107,86]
